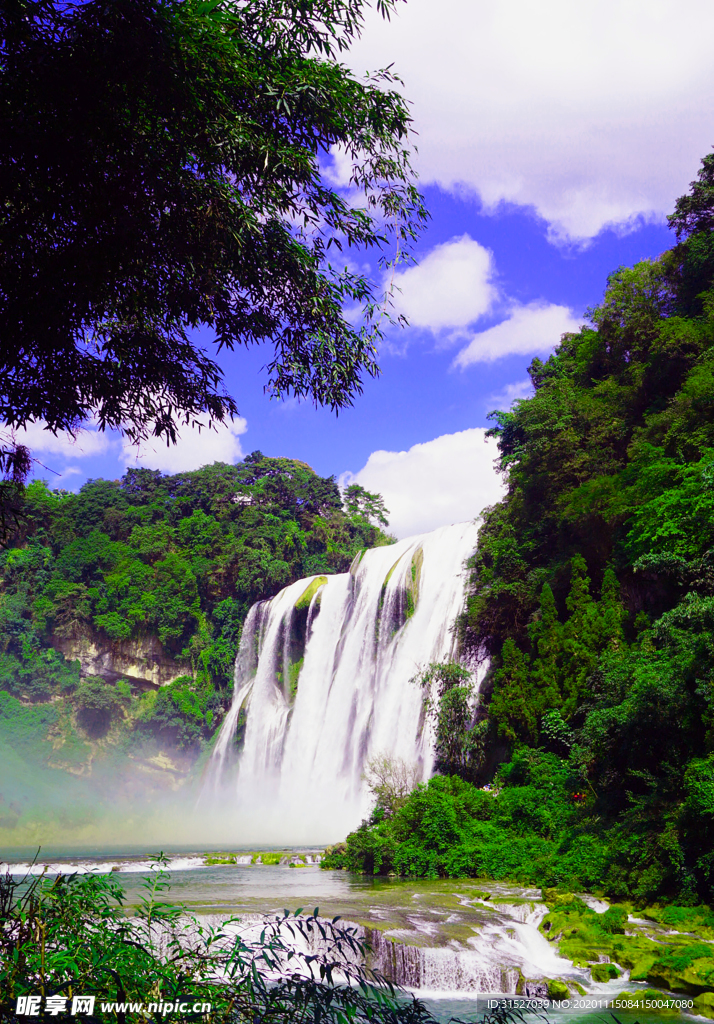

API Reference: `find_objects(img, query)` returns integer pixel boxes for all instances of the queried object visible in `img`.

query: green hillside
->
[0,453,391,832]
[328,154,714,909]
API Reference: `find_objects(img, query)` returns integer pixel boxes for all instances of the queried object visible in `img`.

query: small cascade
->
[421,947,520,994]
[364,904,589,995]
[203,522,481,841]
[367,929,520,993]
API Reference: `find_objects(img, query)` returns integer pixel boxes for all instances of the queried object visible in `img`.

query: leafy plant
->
[0,0,427,513]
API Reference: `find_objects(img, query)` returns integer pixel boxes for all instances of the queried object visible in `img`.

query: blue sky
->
[17,0,714,537]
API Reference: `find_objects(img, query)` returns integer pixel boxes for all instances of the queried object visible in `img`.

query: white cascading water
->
[203,521,481,842]
[365,903,592,994]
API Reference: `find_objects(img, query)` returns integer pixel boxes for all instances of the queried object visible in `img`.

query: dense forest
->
[0,454,391,824]
[326,154,714,909]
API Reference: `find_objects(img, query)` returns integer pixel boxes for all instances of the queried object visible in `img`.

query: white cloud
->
[322,144,355,189]
[121,417,248,474]
[488,379,534,408]
[342,428,505,539]
[348,0,714,239]
[391,235,496,331]
[5,421,115,458]
[454,302,582,366]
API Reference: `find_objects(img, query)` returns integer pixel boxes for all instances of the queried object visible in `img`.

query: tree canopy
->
[457,149,714,901]
[0,0,425,481]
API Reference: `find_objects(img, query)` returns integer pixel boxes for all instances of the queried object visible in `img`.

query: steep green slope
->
[0,453,391,806]
[331,153,714,906]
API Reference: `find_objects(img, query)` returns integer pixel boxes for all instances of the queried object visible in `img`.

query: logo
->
[15,995,96,1016]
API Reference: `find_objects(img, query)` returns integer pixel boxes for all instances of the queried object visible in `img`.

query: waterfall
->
[202,521,481,843]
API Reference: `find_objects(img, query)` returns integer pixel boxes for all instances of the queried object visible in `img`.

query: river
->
[0,848,688,1024]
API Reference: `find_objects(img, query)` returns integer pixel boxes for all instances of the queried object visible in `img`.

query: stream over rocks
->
[159,874,597,997]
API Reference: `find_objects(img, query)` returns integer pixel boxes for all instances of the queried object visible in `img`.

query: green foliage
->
[0,456,392,759]
[323,752,608,886]
[457,150,714,903]
[74,677,124,738]
[0,647,79,702]
[669,151,714,240]
[0,0,427,516]
[140,676,221,749]
[0,690,57,763]
[343,484,390,528]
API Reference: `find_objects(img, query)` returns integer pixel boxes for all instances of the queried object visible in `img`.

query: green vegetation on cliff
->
[0,454,391,801]
[329,152,714,908]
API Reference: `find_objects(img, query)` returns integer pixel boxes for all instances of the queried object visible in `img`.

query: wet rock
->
[523,981,548,998]
[591,963,620,982]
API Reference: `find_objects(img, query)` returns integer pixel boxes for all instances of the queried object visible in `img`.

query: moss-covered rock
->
[547,979,570,999]
[693,990,714,1016]
[405,548,423,619]
[590,962,620,982]
[382,559,400,591]
[643,904,714,940]
[204,852,236,865]
[468,888,492,901]
[540,898,663,976]
[646,943,714,994]
[249,850,284,865]
[287,656,303,701]
[542,889,589,911]
[600,905,627,934]
[295,576,328,612]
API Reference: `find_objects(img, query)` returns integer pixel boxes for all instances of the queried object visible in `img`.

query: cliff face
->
[52,634,189,689]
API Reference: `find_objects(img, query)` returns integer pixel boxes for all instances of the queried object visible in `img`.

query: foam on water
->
[1,855,205,876]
